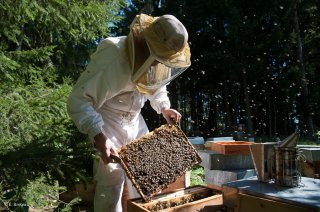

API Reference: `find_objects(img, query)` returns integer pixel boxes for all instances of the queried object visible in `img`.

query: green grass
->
[190,165,206,186]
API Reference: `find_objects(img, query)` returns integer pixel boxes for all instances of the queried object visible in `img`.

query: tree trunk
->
[242,69,254,136]
[268,97,272,138]
[208,91,216,136]
[273,104,277,137]
[293,0,315,139]
[144,0,155,14]
[223,78,233,133]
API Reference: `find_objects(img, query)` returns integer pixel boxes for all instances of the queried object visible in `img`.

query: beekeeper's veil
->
[127,14,191,95]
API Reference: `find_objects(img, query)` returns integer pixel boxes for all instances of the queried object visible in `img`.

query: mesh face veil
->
[127,14,191,95]
[135,63,188,93]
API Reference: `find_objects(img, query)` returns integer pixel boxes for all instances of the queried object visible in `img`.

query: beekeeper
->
[67,13,191,212]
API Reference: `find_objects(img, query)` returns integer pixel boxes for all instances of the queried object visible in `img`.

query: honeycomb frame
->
[118,124,202,201]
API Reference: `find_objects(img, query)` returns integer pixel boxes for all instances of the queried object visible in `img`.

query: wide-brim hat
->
[130,14,191,69]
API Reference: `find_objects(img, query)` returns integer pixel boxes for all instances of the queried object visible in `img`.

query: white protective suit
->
[67,36,171,211]
[68,13,191,212]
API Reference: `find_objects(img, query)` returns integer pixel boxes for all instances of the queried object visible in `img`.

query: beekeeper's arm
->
[67,39,124,164]
[147,86,182,124]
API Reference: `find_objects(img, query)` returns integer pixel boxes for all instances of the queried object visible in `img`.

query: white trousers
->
[93,158,139,212]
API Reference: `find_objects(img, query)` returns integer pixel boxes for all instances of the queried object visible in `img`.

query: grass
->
[190,165,206,186]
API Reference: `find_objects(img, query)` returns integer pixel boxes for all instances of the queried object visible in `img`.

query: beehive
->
[127,186,223,212]
[118,124,202,201]
[206,141,255,155]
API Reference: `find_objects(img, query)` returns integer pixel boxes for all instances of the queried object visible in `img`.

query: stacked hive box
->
[299,146,320,179]
[199,139,256,187]
[188,137,205,150]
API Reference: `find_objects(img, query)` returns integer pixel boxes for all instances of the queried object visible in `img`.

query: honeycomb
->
[144,189,215,211]
[118,124,202,201]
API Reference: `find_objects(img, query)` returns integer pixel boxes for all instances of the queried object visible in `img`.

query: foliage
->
[1,175,81,211]
[0,0,127,82]
[124,0,320,140]
[22,176,82,211]
[191,165,206,186]
[0,80,95,210]
[0,0,126,210]
[23,176,62,210]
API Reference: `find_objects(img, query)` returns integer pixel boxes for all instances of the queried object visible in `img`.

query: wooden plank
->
[206,183,223,192]
[164,194,223,212]
[127,200,149,212]
[301,160,320,179]
[128,186,223,212]
[161,171,190,194]
[237,193,314,212]
[315,161,320,178]
[206,142,255,155]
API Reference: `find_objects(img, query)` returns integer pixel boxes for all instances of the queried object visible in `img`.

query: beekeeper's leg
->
[122,182,129,212]
[121,177,140,211]
[126,177,140,199]
[93,158,125,212]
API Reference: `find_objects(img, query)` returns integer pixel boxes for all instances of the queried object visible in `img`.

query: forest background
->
[0,0,319,211]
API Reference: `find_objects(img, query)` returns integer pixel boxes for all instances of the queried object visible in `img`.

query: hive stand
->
[222,176,320,212]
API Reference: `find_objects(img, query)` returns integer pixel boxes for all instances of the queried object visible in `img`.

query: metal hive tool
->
[117,124,202,201]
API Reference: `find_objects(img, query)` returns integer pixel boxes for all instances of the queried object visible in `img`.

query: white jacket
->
[67,36,171,148]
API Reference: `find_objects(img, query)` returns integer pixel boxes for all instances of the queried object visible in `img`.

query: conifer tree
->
[0,0,126,210]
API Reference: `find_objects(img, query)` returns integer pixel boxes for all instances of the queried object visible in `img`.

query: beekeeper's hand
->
[94,133,119,164]
[161,108,181,124]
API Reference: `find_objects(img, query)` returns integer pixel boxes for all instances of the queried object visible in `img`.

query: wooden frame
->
[127,186,223,212]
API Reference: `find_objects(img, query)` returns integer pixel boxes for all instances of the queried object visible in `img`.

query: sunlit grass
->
[191,165,206,186]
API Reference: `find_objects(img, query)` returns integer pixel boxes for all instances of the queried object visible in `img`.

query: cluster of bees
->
[148,197,193,211]
[147,195,198,211]
[145,190,214,211]
[119,124,202,200]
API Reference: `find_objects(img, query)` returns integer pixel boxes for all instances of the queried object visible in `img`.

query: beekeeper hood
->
[127,14,191,95]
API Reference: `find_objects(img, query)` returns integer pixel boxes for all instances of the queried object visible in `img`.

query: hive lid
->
[188,137,204,144]
[118,124,202,201]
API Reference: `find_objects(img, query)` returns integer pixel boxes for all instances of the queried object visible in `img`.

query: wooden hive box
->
[127,186,223,212]
[206,141,255,155]
[118,124,202,201]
